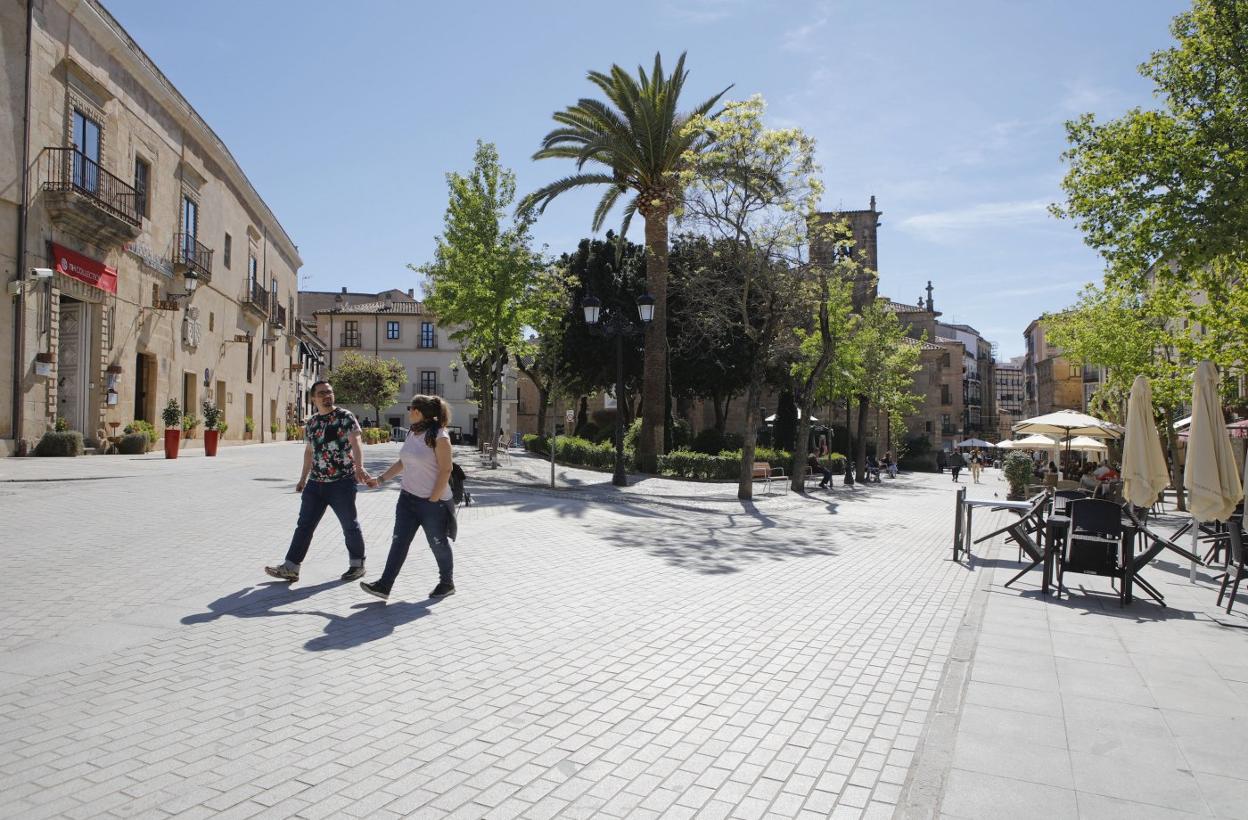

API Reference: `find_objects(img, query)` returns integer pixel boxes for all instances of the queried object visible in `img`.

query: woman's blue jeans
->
[378,491,452,591]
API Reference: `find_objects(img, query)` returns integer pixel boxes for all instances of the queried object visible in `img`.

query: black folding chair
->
[1057,498,1125,605]
[1216,519,1246,614]
[971,492,1049,589]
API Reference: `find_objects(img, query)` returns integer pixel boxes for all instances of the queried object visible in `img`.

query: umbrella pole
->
[1190,521,1199,583]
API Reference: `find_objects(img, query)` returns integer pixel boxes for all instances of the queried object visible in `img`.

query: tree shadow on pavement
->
[181,580,343,624]
[300,599,438,651]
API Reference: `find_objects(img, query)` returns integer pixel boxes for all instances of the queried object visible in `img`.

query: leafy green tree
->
[678,95,826,499]
[416,141,548,453]
[521,53,731,472]
[331,353,406,425]
[1055,0,1248,295]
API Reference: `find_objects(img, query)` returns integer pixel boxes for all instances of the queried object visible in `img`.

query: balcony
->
[242,279,269,317]
[269,302,287,330]
[418,334,440,349]
[173,233,213,285]
[340,334,361,348]
[39,147,141,246]
[415,382,444,398]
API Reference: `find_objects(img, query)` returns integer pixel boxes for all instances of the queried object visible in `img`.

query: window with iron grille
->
[223,233,232,269]
[420,322,434,348]
[419,370,437,394]
[343,320,360,347]
[387,320,400,340]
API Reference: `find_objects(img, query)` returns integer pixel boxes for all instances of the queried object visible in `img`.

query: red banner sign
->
[52,243,117,294]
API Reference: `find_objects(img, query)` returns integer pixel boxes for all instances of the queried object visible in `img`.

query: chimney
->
[407,288,414,298]
[341,286,347,294]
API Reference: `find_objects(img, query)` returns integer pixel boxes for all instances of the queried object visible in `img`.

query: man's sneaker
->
[264,563,299,582]
[360,581,390,600]
[340,565,366,581]
[430,582,456,598]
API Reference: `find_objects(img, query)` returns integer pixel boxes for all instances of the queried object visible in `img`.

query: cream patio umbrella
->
[1121,375,1169,510]
[1184,360,1243,523]
[1012,434,1060,450]
[1014,409,1120,474]
[1063,435,1108,455]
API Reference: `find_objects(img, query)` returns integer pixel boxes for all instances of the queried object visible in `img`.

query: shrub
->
[244,416,255,433]
[522,433,548,453]
[54,416,69,432]
[161,399,182,429]
[201,401,222,431]
[622,418,642,453]
[519,433,623,469]
[658,449,740,480]
[690,428,744,454]
[217,422,229,436]
[1003,452,1035,499]
[182,414,199,432]
[286,423,301,441]
[118,433,149,455]
[670,418,692,450]
[124,420,157,446]
[34,431,84,457]
[718,446,792,465]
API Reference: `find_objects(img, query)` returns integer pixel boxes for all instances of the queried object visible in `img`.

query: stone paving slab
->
[902,478,1248,820]
[0,443,990,819]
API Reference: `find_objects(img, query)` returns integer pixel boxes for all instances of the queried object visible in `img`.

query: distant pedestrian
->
[265,380,372,583]
[361,394,457,601]
[808,450,833,489]
[884,450,898,479]
[970,450,983,483]
[936,450,946,474]
[949,451,965,482]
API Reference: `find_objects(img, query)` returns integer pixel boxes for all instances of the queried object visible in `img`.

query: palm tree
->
[521,52,730,472]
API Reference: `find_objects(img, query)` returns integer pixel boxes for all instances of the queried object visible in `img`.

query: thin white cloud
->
[782,4,834,52]
[898,200,1052,243]
[989,279,1090,298]
[1060,78,1115,113]
[662,0,748,24]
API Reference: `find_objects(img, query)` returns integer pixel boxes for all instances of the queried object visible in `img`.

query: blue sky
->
[105,0,1187,358]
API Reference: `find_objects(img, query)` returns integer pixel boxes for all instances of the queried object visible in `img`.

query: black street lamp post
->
[581,291,654,486]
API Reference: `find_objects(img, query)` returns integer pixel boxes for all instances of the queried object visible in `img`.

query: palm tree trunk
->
[638,210,670,473]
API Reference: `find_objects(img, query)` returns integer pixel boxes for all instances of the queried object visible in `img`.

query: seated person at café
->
[807,451,834,488]
[1094,460,1119,480]
[1079,463,1100,492]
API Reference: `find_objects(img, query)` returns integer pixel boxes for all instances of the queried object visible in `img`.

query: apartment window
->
[387,320,400,340]
[223,233,232,269]
[246,338,253,383]
[941,352,951,369]
[941,384,951,405]
[419,370,438,394]
[925,421,933,433]
[209,312,214,332]
[420,322,435,348]
[1069,364,1080,379]
[248,254,258,289]
[133,157,150,217]
[182,195,198,245]
[343,320,360,347]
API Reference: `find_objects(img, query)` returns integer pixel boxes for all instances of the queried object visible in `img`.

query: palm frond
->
[591,185,627,233]
[518,173,618,215]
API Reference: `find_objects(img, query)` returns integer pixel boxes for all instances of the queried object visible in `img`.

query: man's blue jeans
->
[378,491,452,591]
[285,478,366,566]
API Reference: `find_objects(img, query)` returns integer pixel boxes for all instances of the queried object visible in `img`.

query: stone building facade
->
[1023,318,1083,417]
[300,288,517,442]
[994,355,1025,441]
[1,0,302,454]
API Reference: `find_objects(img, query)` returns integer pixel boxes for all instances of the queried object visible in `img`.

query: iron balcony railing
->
[270,302,287,329]
[173,233,213,283]
[243,279,269,314]
[340,333,361,348]
[415,382,444,398]
[40,147,141,226]
[419,333,439,349]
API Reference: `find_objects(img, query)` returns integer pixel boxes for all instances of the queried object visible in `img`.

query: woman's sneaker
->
[430,582,456,598]
[359,581,390,600]
[264,563,299,582]
[340,565,366,581]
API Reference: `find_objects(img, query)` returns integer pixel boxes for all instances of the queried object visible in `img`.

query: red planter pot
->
[164,429,180,459]
[204,429,219,457]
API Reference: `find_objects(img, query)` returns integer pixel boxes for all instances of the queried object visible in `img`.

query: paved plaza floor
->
[0,443,1245,819]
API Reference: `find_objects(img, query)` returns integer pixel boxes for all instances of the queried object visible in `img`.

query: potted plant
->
[161,399,182,459]
[270,420,279,439]
[1003,451,1035,501]
[202,400,223,457]
[243,416,255,440]
[182,413,200,440]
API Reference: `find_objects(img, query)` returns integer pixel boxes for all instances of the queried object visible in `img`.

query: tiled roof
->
[883,300,926,313]
[900,337,944,351]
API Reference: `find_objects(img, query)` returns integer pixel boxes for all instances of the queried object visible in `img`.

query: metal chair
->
[1216,519,1246,614]
[1057,498,1125,604]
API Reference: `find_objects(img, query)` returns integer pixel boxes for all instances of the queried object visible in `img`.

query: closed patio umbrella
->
[1121,375,1169,510]
[1184,360,1243,523]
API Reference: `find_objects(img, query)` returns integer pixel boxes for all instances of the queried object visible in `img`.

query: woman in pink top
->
[360,394,456,600]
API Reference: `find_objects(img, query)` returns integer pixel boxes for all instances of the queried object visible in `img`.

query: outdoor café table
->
[953,490,1037,564]
[1046,512,1201,605]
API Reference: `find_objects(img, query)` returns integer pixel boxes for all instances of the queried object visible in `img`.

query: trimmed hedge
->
[522,434,620,469]
[118,433,150,455]
[34,431,84,457]
[361,427,390,444]
[126,420,157,446]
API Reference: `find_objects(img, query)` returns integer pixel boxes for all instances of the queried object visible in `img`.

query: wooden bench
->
[752,462,785,494]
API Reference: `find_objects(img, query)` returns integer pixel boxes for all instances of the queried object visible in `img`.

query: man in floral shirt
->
[265,380,373,582]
